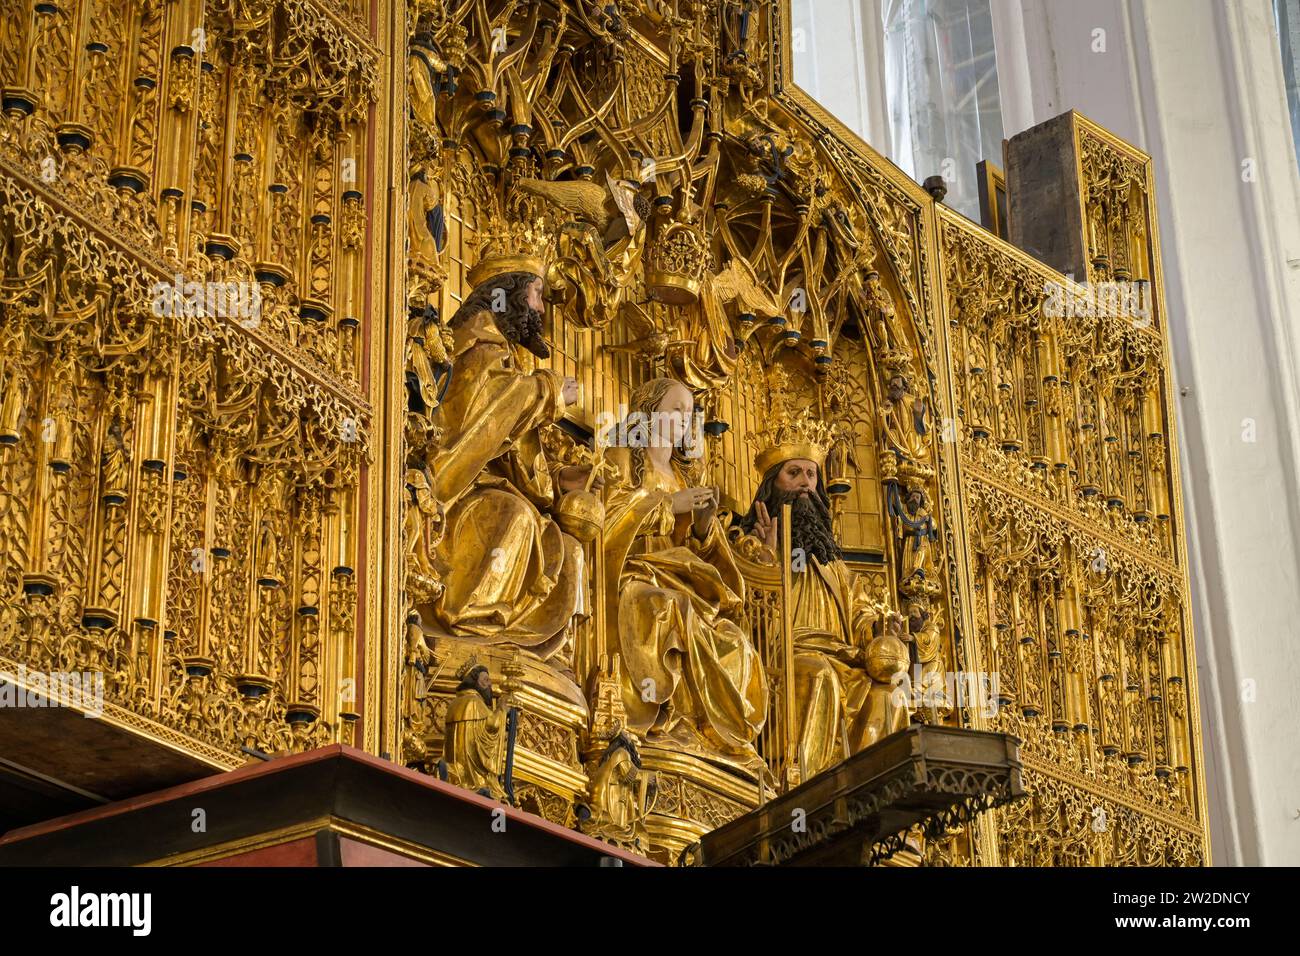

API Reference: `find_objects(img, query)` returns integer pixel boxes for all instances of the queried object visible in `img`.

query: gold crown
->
[455,655,483,681]
[460,166,552,289]
[646,220,710,305]
[466,228,549,288]
[748,416,835,476]
[746,366,835,476]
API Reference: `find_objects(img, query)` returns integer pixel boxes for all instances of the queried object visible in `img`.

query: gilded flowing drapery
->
[781,553,904,778]
[443,689,508,798]
[419,310,583,657]
[601,447,767,761]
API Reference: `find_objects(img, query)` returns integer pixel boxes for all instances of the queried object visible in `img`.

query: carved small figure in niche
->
[405,610,436,675]
[0,349,24,444]
[408,163,446,281]
[406,303,451,421]
[879,369,930,467]
[905,598,950,723]
[252,469,289,588]
[862,269,901,353]
[442,659,517,801]
[255,519,282,588]
[407,32,447,131]
[403,464,444,605]
[100,419,129,506]
[580,728,658,849]
[889,484,937,586]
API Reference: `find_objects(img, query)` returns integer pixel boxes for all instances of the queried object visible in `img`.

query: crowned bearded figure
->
[442,660,513,800]
[736,417,911,780]
[415,244,596,664]
[601,378,768,768]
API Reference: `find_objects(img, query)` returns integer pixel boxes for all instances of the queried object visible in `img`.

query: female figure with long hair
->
[601,378,767,767]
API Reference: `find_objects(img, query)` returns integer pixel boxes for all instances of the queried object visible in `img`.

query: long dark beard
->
[494,305,545,352]
[782,490,842,565]
[740,468,843,565]
[456,670,493,708]
[450,271,549,358]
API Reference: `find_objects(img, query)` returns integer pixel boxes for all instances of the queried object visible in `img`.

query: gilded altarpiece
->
[0,0,379,763]
[0,0,1207,865]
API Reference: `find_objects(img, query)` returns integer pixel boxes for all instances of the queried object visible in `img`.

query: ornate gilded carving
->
[0,0,374,761]
[0,0,1205,867]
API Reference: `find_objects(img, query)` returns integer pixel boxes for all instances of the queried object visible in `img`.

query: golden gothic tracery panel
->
[0,0,378,763]
[0,0,1206,866]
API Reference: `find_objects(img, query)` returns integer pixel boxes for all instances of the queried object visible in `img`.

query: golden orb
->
[866,633,910,683]
[555,489,604,543]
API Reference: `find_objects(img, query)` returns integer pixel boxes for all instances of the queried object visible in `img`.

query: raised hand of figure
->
[883,610,909,641]
[671,486,716,516]
[691,486,718,539]
[753,501,779,551]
